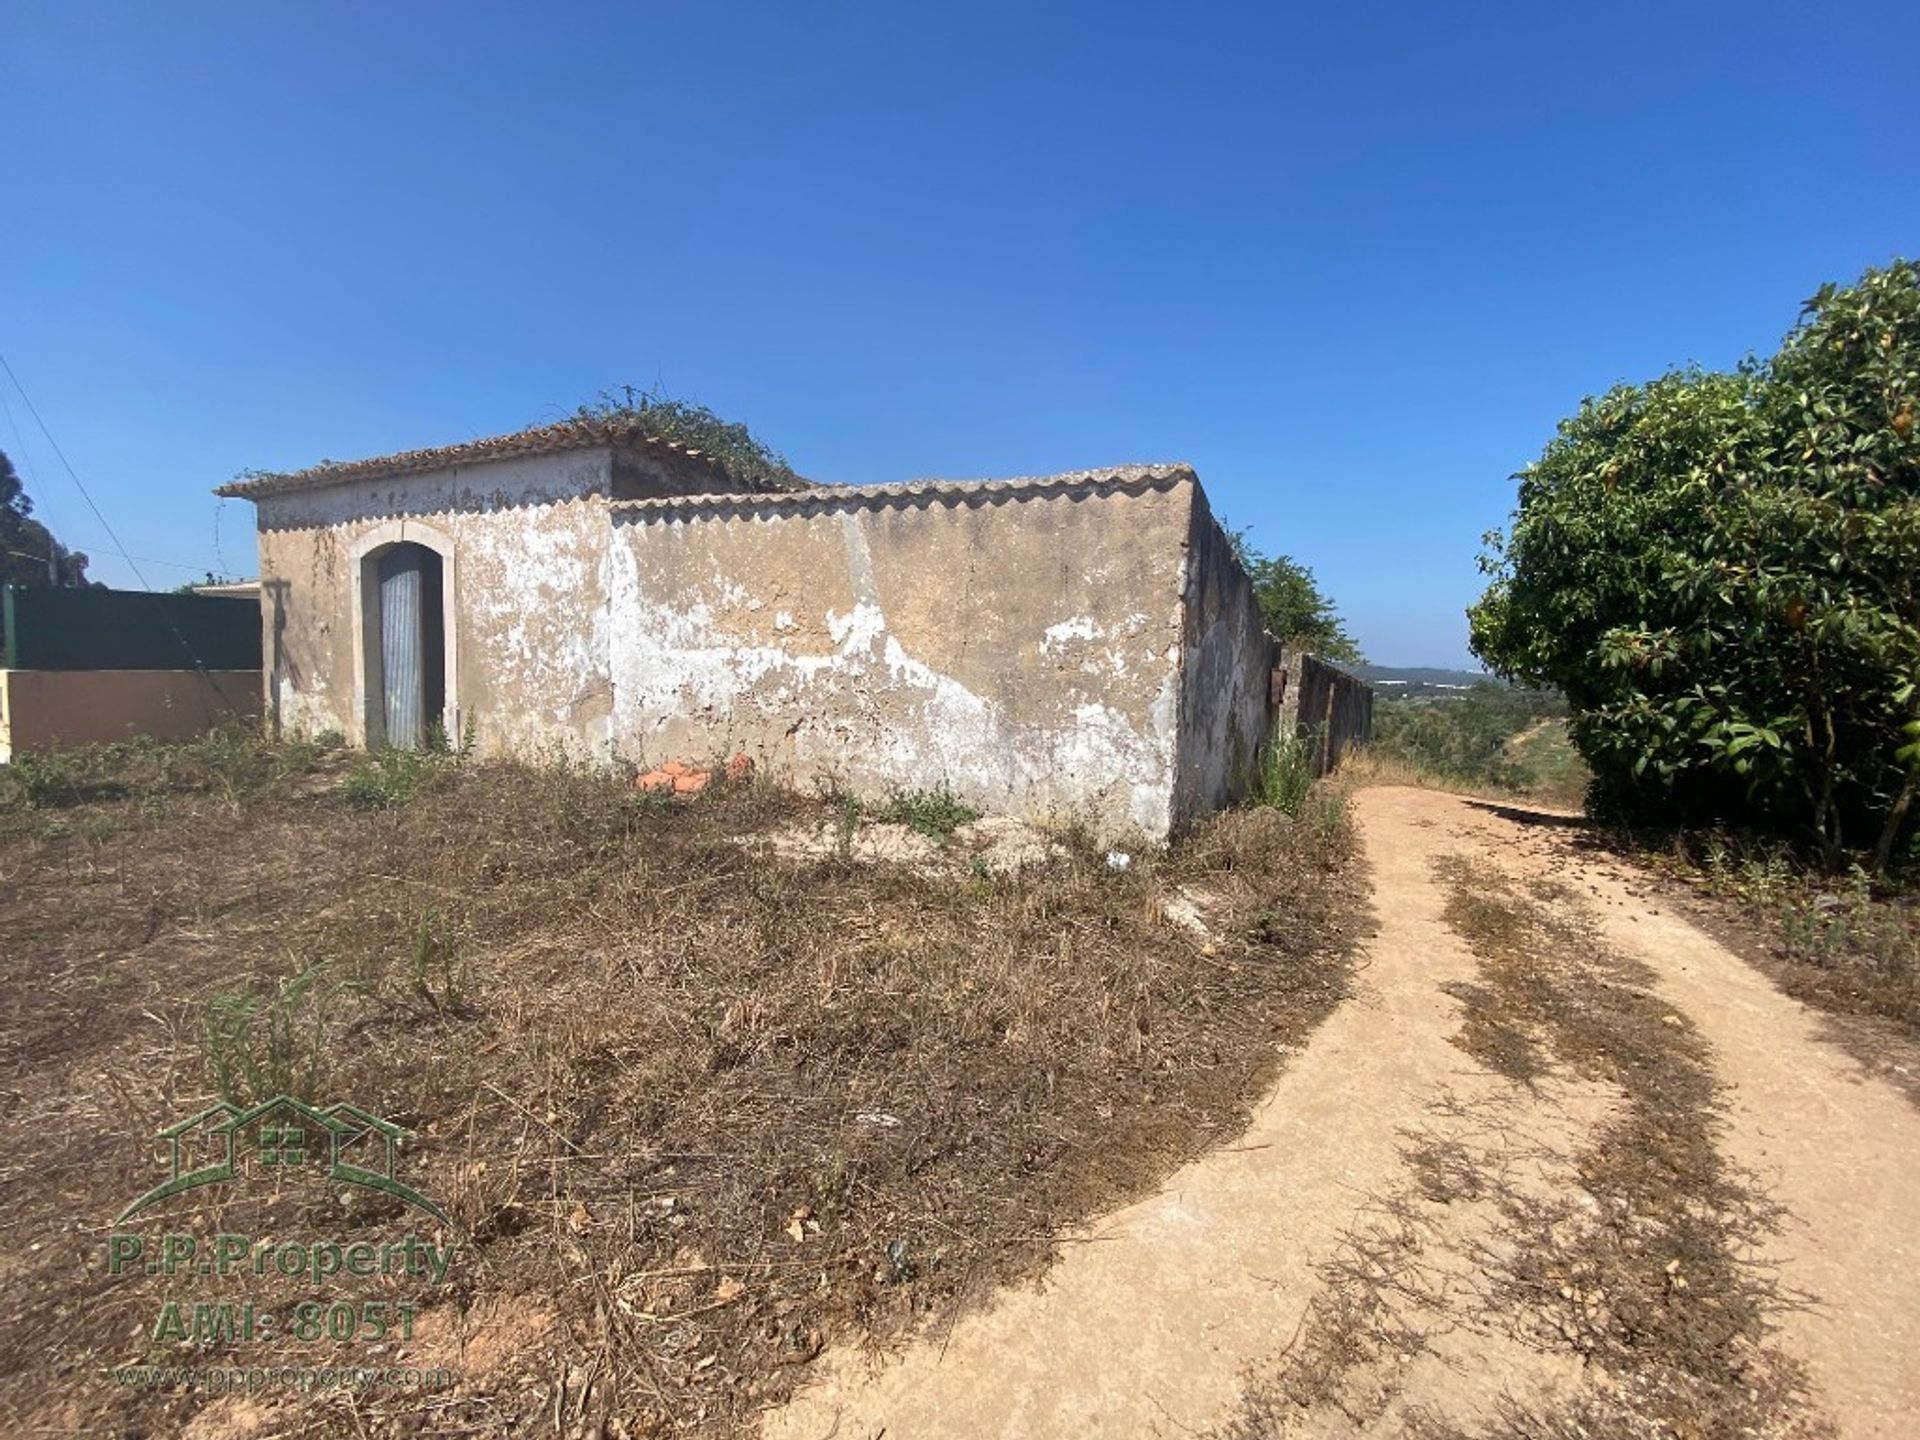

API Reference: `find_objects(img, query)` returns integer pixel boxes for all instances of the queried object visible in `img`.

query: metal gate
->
[373,544,446,750]
[377,546,427,749]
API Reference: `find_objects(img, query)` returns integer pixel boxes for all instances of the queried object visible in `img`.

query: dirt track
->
[766,786,1920,1439]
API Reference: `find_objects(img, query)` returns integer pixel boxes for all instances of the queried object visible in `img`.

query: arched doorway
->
[365,542,446,749]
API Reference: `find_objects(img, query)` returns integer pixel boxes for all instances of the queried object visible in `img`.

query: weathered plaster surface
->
[239,444,1317,839]
[1170,486,1274,827]
[253,450,620,755]
[608,479,1197,836]
[1276,650,1373,776]
[254,449,617,531]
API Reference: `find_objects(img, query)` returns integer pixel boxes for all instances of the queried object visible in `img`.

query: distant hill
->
[1361,665,1501,694]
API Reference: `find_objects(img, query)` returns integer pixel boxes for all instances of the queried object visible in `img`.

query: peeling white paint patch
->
[454,501,611,756]
[607,528,1185,838]
[280,688,343,740]
[826,602,887,654]
[1042,616,1101,651]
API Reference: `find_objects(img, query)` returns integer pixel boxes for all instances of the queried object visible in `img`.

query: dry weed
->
[0,745,1366,1437]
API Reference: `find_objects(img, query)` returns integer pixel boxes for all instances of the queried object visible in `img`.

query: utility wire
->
[0,384,68,576]
[0,350,156,592]
[62,545,212,573]
[0,350,243,715]
[0,389,232,577]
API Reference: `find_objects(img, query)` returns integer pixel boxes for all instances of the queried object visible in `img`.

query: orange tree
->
[1470,260,1920,870]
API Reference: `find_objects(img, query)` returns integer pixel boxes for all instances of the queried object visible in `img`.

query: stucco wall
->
[0,669,260,762]
[240,446,1292,839]
[252,449,619,756]
[1169,487,1274,828]
[607,473,1198,836]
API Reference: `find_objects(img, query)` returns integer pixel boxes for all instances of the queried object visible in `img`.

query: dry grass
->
[1642,832,1920,1041]
[1425,858,1824,1440]
[1211,1194,1437,1435]
[0,732,1366,1438]
[1336,749,1582,814]
[1355,689,1590,813]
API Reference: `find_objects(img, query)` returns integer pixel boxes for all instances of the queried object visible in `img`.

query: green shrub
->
[340,747,454,809]
[407,910,470,1014]
[0,726,327,814]
[1472,259,1920,870]
[1256,727,1317,817]
[574,384,804,491]
[873,786,980,841]
[834,791,863,857]
[202,963,338,1105]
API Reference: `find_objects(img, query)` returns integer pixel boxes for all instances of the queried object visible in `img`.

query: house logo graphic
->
[119,1095,449,1225]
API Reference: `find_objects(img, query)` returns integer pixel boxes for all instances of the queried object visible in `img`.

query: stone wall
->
[251,447,625,756]
[242,444,1322,839]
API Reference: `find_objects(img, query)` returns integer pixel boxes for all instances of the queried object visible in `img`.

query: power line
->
[0,387,233,578]
[0,350,156,592]
[58,544,214,573]
[0,351,244,718]
[0,384,65,538]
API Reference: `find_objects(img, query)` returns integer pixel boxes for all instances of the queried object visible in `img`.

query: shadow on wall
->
[265,578,296,738]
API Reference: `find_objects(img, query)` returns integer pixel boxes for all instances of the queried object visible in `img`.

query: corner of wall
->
[1168,477,1278,835]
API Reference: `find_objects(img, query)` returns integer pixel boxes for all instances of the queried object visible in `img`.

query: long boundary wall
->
[1274,649,1373,775]
[2,586,260,671]
[1169,486,1272,827]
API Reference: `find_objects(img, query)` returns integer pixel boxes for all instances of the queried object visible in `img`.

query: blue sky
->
[1,2,1911,666]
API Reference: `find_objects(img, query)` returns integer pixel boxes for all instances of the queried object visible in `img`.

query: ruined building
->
[219,421,1367,838]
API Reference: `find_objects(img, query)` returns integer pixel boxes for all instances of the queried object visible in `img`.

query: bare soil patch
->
[1426,858,1822,1440]
[761,785,1920,1440]
[1630,862,1920,1108]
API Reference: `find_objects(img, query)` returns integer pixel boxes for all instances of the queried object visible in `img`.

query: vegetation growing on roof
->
[575,383,805,491]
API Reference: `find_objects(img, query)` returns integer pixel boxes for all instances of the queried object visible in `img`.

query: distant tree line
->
[1372,683,1568,795]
